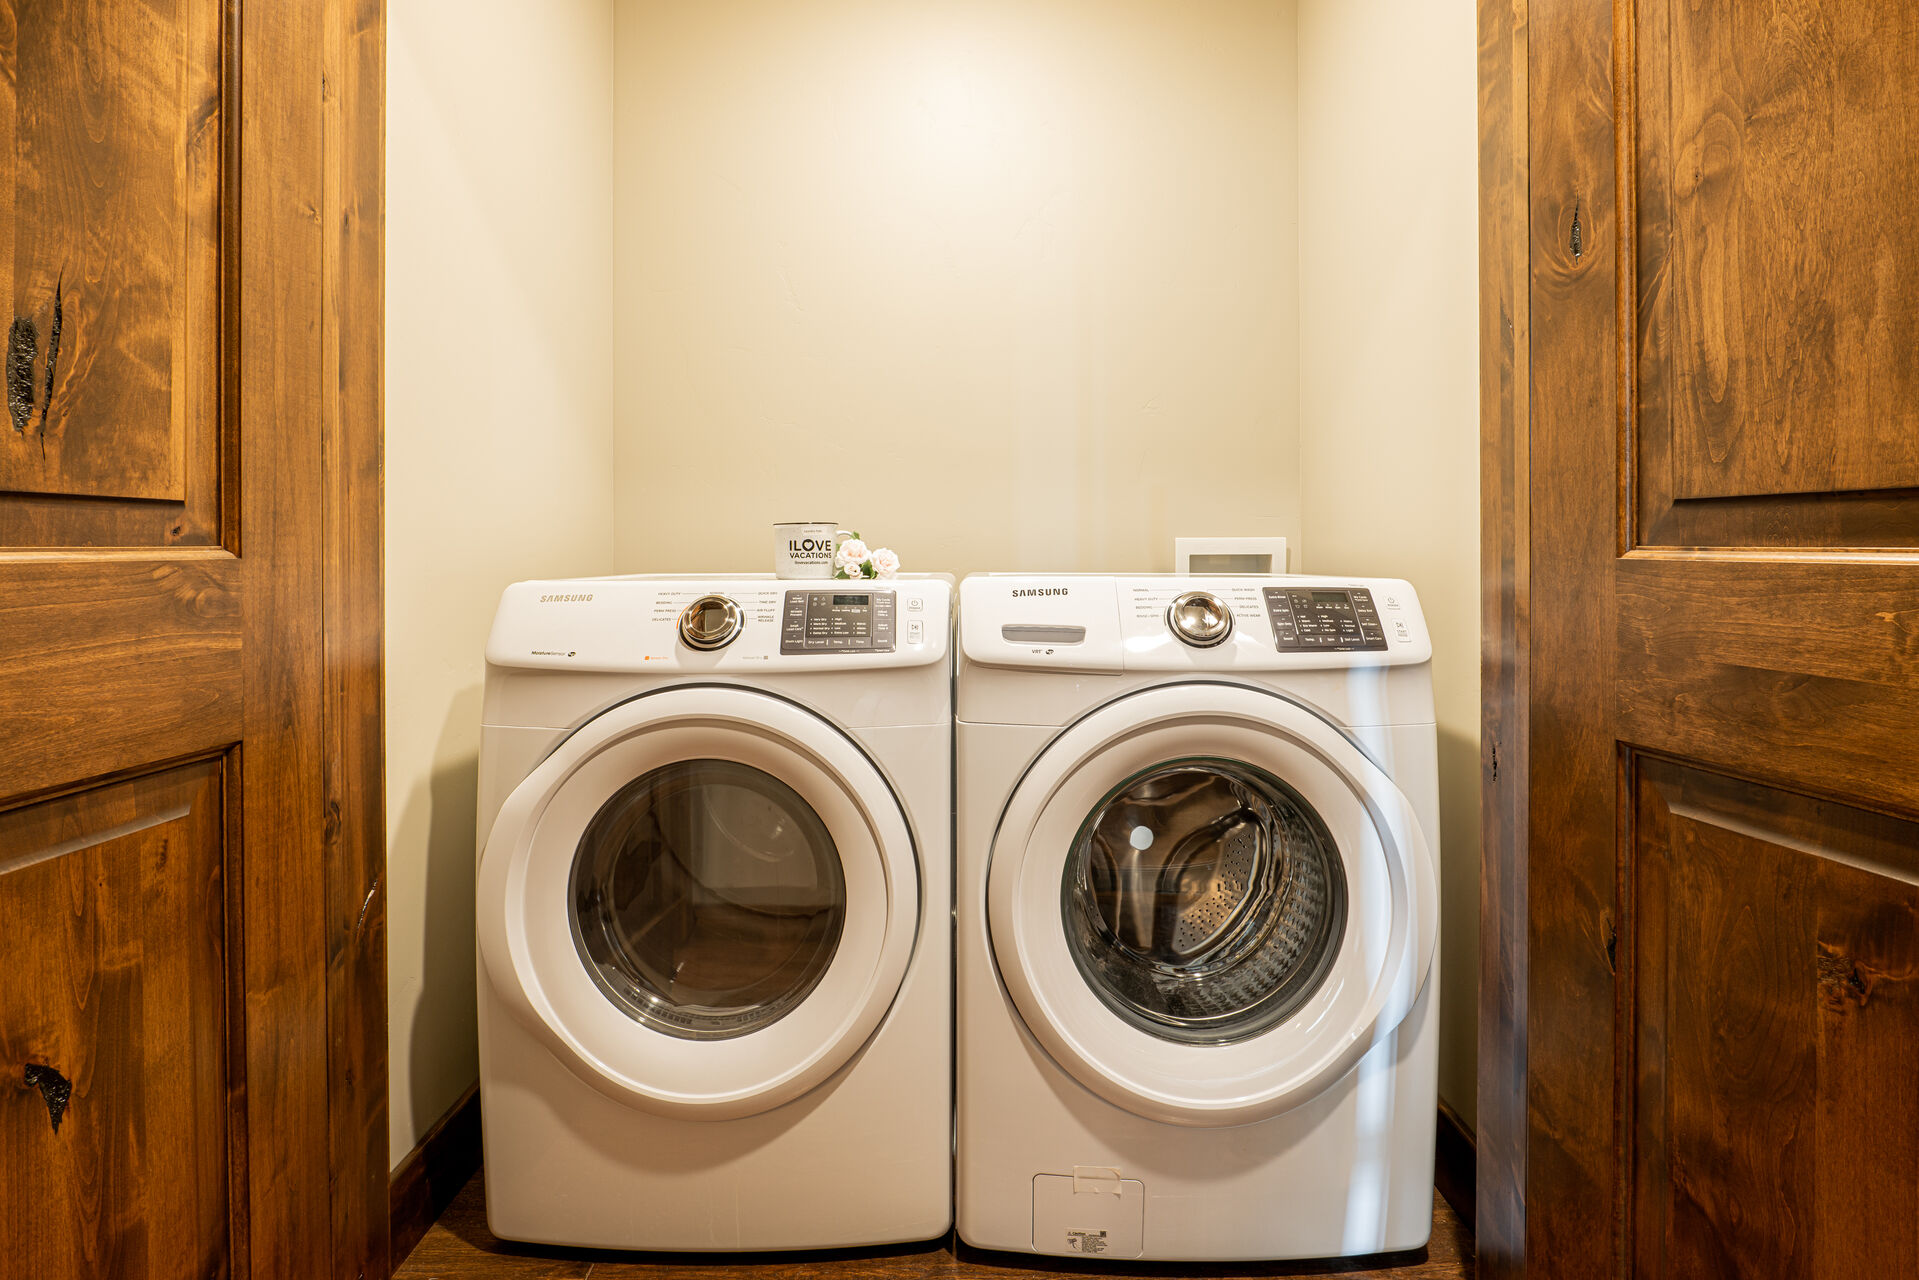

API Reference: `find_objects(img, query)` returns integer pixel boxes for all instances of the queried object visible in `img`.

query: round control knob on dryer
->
[1167,591,1233,648]
[677,595,743,651]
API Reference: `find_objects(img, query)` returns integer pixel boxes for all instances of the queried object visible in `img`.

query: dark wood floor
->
[395,1171,1473,1280]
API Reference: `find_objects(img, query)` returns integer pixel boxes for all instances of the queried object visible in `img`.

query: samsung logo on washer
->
[1012,588,1069,598]
[539,593,594,603]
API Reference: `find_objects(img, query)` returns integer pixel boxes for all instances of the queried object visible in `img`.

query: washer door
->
[478,687,919,1120]
[987,684,1436,1127]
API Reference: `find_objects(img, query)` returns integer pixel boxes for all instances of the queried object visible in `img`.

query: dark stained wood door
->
[1481,0,1919,1276]
[0,2,386,1277]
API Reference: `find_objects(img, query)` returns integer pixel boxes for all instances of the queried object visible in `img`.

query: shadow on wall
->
[1432,722,1482,1130]
[394,685,485,1143]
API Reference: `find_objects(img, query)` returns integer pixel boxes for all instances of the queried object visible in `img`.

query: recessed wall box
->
[1174,536,1289,575]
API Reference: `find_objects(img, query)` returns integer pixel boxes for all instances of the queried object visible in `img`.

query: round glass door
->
[985,683,1436,1126]
[1063,759,1345,1045]
[477,687,920,1120]
[571,759,847,1040]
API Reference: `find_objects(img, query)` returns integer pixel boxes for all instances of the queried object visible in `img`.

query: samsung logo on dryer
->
[539,592,594,603]
[1011,588,1069,598]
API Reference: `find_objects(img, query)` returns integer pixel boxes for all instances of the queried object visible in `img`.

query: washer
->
[476,573,952,1251]
[955,574,1439,1262]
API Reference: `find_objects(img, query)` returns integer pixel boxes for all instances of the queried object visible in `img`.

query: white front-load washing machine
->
[475,573,952,1251]
[955,574,1439,1262]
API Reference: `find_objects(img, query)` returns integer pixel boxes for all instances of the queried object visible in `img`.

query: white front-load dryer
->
[955,574,1440,1262]
[476,574,952,1251]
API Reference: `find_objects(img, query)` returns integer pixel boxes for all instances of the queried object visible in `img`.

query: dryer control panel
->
[486,575,949,672]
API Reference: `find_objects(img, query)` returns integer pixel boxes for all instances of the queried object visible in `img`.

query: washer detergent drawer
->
[1032,1171,1144,1258]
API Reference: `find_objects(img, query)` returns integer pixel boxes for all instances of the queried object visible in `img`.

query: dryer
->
[476,574,951,1251]
[955,574,1439,1261]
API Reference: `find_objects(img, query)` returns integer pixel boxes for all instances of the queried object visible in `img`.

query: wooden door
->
[1481,0,1919,1276]
[0,2,385,1277]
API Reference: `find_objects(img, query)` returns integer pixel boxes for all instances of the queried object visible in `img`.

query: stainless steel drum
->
[1061,759,1346,1044]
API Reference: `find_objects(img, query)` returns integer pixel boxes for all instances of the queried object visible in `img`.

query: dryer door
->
[478,687,919,1120]
[987,683,1436,1127]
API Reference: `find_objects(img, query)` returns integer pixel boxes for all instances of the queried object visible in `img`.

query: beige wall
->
[1296,0,1481,1129]
[383,0,1481,1160]
[611,0,1302,578]
[385,0,616,1165]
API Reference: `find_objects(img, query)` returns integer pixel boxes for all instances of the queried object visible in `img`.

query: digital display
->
[780,589,897,654]
[1262,585,1388,653]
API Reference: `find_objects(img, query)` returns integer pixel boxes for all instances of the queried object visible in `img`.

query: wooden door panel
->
[0,0,223,543]
[0,760,232,1280]
[0,553,240,801]
[1616,556,1919,817]
[1637,0,1919,504]
[1630,759,1919,1280]
[1632,0,1919,548]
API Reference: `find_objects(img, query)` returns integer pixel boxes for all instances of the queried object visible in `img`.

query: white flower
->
[834,538,870,570]
[869,547,901,579]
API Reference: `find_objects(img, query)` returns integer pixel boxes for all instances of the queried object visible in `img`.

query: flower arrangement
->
[834,533,901,580]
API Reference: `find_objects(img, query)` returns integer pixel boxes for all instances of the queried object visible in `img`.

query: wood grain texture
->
[1487,0,1919,1274]
[321,0,388,1276]
[1630,0,1919,550]
[0,1,387,1276]
[1616,554,1919,817]
[0,0,222,508]
[1645,1,1919,503]
[0,552,241,800]
[0,760,230,1280]
[1629,759,1919,1279]
[394,1171,1475,1280]
[1473,0,1527,1274]
[238,0,333,1272]
[1520,0,1619,1275]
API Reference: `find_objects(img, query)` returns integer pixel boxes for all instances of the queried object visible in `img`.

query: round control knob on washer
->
[1167,591,1234,648]
[677,595,743,651]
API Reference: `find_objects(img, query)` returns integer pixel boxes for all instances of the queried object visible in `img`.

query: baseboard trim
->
[390,1082,482,1268]
[1434,1098,1476,1233]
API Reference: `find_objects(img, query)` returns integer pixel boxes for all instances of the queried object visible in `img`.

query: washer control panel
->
[779,588,898,654]
[958,574,1429,671]
[1263,586,1387,652]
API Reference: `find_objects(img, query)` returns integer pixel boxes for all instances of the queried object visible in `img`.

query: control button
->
[906,596,924,613]
[1167,591,1233,648]
[1393,620,1411,641]
[906,620,924,645]
[678,595,743,651]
